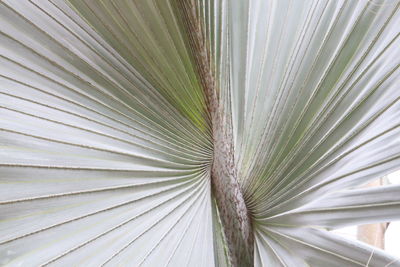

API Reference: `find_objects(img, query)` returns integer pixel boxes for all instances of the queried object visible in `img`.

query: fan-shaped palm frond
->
[0,0,399,266]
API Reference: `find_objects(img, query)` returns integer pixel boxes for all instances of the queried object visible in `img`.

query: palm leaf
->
[0,0,399,266]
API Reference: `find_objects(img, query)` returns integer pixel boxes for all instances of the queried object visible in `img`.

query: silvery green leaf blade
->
[262,184,400,229]
[1,0,400,266]
[256,226,399,267]
[0,0,216,265]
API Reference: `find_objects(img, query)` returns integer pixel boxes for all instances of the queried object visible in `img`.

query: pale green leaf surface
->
[216,0,400,265]
[263,184,400,229]
[0,0,215,266]
[256,226,399,267]
[1,0,400,266]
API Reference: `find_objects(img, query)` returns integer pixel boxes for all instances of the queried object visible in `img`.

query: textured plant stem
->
[176,1,253,266]
[211,111,254,267]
